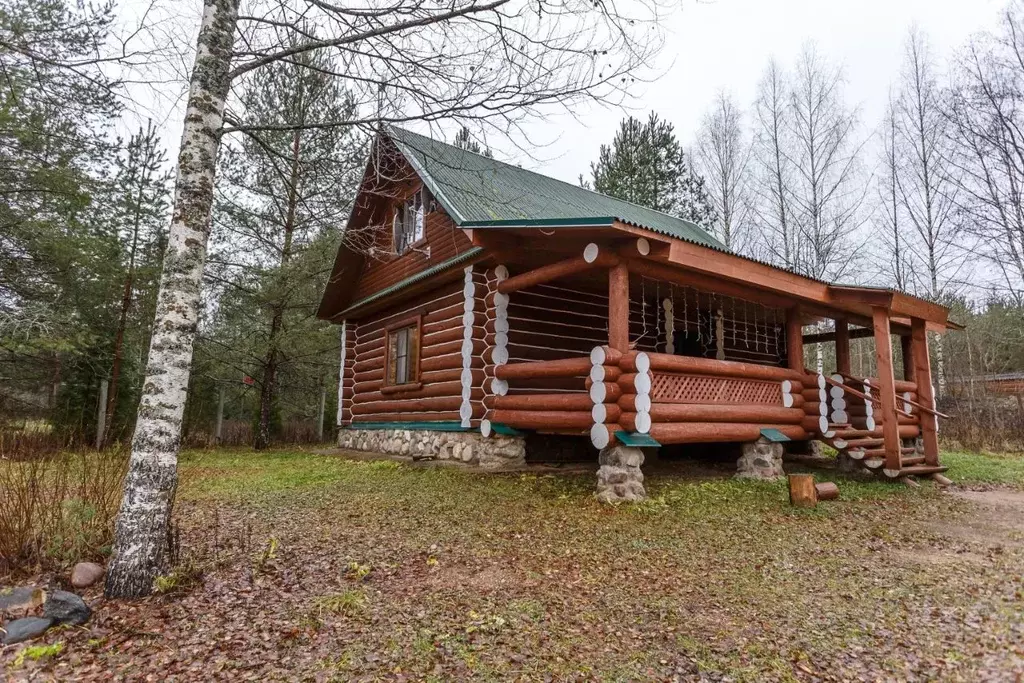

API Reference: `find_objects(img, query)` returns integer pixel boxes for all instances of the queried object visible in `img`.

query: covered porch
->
[472,224,951,490]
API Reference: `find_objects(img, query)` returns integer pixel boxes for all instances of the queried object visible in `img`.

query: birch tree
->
[947,1,1024,300]
[894,28,961,395]
[751,59,795,268]
[95,0,664,597]
[787,44,866,283]
[693,91,751,252]
[875,94,913,293]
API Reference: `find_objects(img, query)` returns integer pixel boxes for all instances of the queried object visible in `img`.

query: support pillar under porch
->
[595,445,646,503]
[736,437,785,480]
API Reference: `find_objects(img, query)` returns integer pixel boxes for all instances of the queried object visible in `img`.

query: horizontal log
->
[349,410,464,424]
[495,357,593,380]
[623,351,800,382]
[490,409,593,430]
[352,381,476,405]
[351,396,465,415]
[422,368,484,385]
[420,353,465,373]
[648,422,810,445]
[497,251,617,294]
[493,393,594,411]
[646,404,806,424]
[422,338,487,360]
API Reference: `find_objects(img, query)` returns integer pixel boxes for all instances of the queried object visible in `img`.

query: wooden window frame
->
[382,314,423,393]
[392,186,430,255]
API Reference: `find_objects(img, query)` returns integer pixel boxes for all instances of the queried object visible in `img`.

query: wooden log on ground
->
[932,473,953,486]
[814,482,840,501]
[789,474,817,508]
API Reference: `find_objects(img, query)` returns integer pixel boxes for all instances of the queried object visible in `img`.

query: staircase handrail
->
[836,372,953,420]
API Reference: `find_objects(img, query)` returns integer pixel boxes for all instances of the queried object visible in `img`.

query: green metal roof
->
[386,126,726,250]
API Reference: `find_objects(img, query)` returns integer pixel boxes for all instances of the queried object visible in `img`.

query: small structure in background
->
[318,127,957,501]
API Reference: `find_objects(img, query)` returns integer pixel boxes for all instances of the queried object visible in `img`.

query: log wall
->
[349,277,486,425]
[353,208,473,301]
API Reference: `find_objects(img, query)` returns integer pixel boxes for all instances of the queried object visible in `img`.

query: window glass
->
[386,323,420,386]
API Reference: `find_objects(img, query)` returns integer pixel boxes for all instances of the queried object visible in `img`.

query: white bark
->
[105,0,240,599]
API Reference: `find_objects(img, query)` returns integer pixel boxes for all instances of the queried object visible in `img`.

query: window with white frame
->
[393,190,426,254]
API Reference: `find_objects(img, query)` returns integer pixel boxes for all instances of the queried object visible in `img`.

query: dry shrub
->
[0,449,128,576]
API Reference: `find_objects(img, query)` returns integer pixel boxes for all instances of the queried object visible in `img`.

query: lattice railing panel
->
[650,372,782,405]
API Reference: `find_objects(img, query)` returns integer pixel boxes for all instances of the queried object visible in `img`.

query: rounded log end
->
[635,351,651,374]
[817,374,827,389]
[883,468,902,478]
[590,423,610,449]
[817,416,829,434]
[848,448,865,460]
[633,393,651,412]
[592,403,608,423]
[636,237,651,256]
[480,419,492,438]
[864,458,884,469]
[781,379,793,393]
[491,378,509,396]
[590,364,606,382]
[865,417,876,431]
[589,381,607,404]
[590,345,606,366]
[635,411,652,434]
[782,392,794,408]
[583,243,600,263]
[494,264,509,281]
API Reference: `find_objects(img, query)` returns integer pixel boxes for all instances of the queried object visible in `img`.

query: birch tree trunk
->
[105,0,239,598]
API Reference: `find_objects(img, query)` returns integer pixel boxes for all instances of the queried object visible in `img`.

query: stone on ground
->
[71,562,105,588]
[595,445,646,503]
[0,587,45,618]
[43,590,91,626]
[736,437,785,480]
[1,616,54,645]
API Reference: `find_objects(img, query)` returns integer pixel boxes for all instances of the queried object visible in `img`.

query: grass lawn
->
[4,447,1024,681]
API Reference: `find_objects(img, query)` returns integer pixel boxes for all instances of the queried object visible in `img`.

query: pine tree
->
[453,126,492,157]
[589,113,716,227]
[99,124,172,447]
[209,47,366,450]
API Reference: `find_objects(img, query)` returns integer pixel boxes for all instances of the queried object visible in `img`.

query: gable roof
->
[385,126,726,250]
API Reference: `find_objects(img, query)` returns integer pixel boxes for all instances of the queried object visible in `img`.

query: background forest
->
[4,0,1024,451]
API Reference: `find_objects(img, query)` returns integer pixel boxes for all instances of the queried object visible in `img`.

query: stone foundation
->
[337,428,525,469]
[595,445,646,503]
[736,437,785,480]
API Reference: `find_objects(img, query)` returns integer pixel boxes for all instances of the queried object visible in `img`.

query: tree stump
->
[788,473,817,508]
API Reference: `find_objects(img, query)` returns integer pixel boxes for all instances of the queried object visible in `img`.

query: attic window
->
[394,189,427,254]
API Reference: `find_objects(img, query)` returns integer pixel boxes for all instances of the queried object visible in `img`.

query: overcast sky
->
[503,0,1006,184]
[122,0,1007,185]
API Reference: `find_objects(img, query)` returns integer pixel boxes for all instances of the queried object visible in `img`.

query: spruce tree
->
[589,113,716,228]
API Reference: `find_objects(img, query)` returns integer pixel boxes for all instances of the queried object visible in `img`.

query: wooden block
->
[814,482,839,501]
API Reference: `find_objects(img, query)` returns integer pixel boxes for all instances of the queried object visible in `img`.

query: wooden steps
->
[883,465,948,478]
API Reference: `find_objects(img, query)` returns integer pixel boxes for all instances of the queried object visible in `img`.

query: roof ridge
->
[385,124,717,242]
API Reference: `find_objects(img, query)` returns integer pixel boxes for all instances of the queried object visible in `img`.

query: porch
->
[474,231,949,483]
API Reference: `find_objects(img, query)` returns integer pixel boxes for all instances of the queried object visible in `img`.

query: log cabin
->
[317,126,957,501]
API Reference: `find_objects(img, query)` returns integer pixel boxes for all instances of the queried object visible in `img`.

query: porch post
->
[900,334,916,382]
[834,317,851,376]
[871,306,902,473]
[910,318,940,466]
[786,306,804,372]
[608,263,630,352]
